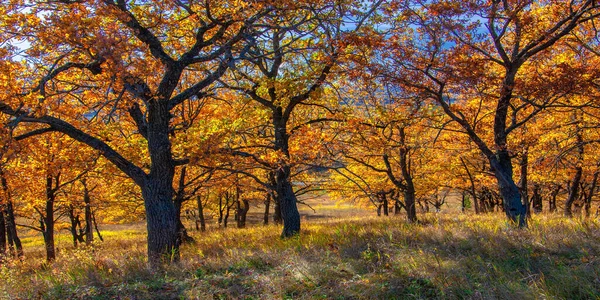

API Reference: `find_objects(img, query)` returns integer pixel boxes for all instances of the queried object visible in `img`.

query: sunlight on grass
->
[1,213,599,299]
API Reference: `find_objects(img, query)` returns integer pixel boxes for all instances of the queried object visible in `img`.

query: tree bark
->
[398,128,417,223]
[273,108,300,237]
[584,171,598,218]
[490,152,527,227]
[263,193,270,225]
[549,185,560,213]
[82,180,94,245]
[518,150,530,218]
[43,174,57,262]
[196,195,206,232]
[531,184,543,213]
[237,199,249,228]
[460,157,479,214]
[4,202,22,257]
[67,205,84,248]
[0,208,6,256]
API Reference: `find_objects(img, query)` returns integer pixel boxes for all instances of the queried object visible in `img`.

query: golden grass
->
[1,213,599,299]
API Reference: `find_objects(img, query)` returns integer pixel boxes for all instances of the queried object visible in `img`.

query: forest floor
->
[1,199,600,299]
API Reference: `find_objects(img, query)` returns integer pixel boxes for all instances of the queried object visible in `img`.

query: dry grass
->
[1,212,600,299]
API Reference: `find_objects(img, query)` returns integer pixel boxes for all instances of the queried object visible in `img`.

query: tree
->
[0,1,268,265]
[370,0,600,226]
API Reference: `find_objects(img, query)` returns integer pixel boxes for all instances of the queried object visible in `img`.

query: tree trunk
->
[460,157,479,214]
[273,196,282,224]
[263,193,270,225]
[218,194,224,227]
[67,205,84,248]
[549,185,559,213]
[92,212,103,242]
[143,99,181,266]
[490,152,527,227]
[398,127,417,223]
[237,199,249,228]
[223,200,230,228]
[531,184,543,213]
[5,202,21,257]
[0,208,6,256]
[43,174,56,262]
[275,165,301,237]
[381,192,389,216]
[82,180,94,245]
[273,108,300,237]
[584,171,598,218]
[173,167,193,244]
[565,170,583,217]
[141,178,179,266]
[196,195,206,232]
[1,171,22,257]
[566,117,584,218]
[518,150,530,218]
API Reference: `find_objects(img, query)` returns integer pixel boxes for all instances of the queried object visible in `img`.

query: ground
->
[1,198,599,299]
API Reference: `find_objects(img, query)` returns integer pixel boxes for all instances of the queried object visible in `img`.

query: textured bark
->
[398,128,417,223]
[273,108,300,237]
[490,152,527,227]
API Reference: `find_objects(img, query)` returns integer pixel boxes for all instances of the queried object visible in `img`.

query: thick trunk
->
[490,152,527,227]
[276,165,301,237]
[141,178,179,266]
[404,188,417,223]
[196,195,206,232]
[263,193,270,225]
[144,99,180,266]
[273,108,300,237]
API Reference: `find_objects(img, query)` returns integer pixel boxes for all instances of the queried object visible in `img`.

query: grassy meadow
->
[1,201,600,299]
